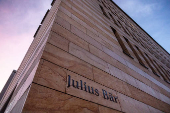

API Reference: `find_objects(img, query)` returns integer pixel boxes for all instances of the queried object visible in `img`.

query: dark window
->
[109,13,121,28]
[147,47,154,54]
[125,21,130,27]
[102,1,107,8]
[109,7,118,17]
[110,26,132,58]
[113,11,118,16]
[135,47,161,73]
[167,70,170,76]
[125,26,132,36]
[132,35,139,43]
[153,60,170,83]
[99,5,110,19]
[159,66,170,83]
[134,46,148,69]
[117,20,130,36]
[124,37,147,68]
[144,53,161,77]
[141,43,146,49]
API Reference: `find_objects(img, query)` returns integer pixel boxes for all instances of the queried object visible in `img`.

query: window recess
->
[109,13,121,28]
[144,53,161,77]
[134,46,148,69]
[153,60,170,83]
[167,70,170,76]
[124,37,147,68]
[160,66,170,83]
[99,5,110,19]
[167,71,170,79]
[102,1,108,9]
[136,46,158,72]
[117,20,130,36]
[125,27,133,37]
[139,50,157,75]
[132,35,140,43]
[111,26,133,59]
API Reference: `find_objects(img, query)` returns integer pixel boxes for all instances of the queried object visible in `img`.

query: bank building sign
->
[67,75,118,104]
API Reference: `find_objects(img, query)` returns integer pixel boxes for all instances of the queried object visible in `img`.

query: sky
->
[0,0,170,92]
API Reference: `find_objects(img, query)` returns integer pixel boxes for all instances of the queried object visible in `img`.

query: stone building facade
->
[0,0,170,112]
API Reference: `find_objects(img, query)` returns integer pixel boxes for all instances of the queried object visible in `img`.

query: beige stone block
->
[151,82,161,93]
[127,83,170,112]
[115,61,129,75]
[84,20,99,34]
[159,93,170,105]
[139,77,152,91]
[98,33,119,50]
[57,9,71,20]
[154,83,170,98]
[148,106,164,113]
[109,59,124,73]
[136,80,148,92]
[52,23,89,51]
[87,29,114,52]
[71,24,86,39]
[159,88,170,99]
[55,15,70,30]
[66,71,122,111]
[67,1,87,24]
[22,83,99,113]
[118,93,151,113]
[86,28,98,39]
[102,46,127,66]
[108,64,126,81]
[127,83,154,105]
[136,81,161,100]
[61,0,72,8]
[42,43,93,80]
[152,89,161,100]
[126,67,153,88]
[98,31,119,48]
[33,59,44,82]
[123,72,138,88]
[71,13,87,29]
[59,3,71,17]
[71,25,103,51]
[89,45,111,63]
[93,67,132,97]
[48,32,69,52]
[33,60,67,92]
[85,35,103,50]
[137,80,158,98]
[102,44,120,57]
[99,105,122,113]
[57,9,86,33]
[69,42,110,73]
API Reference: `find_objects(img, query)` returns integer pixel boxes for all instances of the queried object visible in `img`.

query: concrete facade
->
[1,0,170,113]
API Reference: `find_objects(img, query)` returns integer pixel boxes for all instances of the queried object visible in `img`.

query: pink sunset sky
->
[0,0,52,92]
[0,0,170,92]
